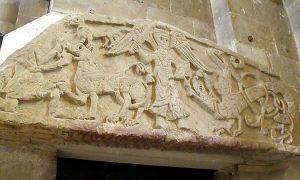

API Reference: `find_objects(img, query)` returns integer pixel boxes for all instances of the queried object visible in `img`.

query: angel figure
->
[133,29,191,130]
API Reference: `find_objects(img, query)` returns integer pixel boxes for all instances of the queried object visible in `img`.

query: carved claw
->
[232,130,243,137]
[106,113,120,124]
[123,118,139,127]
[213,128,227,136]
[213,127,234,137]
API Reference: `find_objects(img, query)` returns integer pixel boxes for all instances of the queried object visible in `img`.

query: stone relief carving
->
[0,15,297,144]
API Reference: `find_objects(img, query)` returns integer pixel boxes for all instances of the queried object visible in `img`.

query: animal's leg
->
[155,115,168,130]
[124,107,143,127]
[49,88,60,117]
[65,90,87,105]
[233,116,243,137]
[118,92,131,121]
[213,119,234,136]
[89,92,98,119]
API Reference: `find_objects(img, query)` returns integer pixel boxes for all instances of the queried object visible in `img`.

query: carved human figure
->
[0,34,87,118]
[134,29,190,130]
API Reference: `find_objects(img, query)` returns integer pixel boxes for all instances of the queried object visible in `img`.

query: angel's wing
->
[205,48,226,75]
[170,31,212,73]
[106,24,154,55]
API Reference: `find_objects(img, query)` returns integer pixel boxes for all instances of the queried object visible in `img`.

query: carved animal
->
[183,48,294,143]
[73,60,149,125]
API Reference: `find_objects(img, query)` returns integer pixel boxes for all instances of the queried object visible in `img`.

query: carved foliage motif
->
[0,15,296,144]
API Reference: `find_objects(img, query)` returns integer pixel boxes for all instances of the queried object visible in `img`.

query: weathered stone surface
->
[0,145,56,180]
[228,0,255,18]
[213,13,236,51]
[0,21,15,34]
[285,0,300,32]
[17,0,49,19]
[15,15,37,28]
[133,0,170,10]
[0,0,19,23]
[147,7,194,34]
[0,14,300,173]
[193,20,216,42]
[52,0,148,19]
[170,0,214,27]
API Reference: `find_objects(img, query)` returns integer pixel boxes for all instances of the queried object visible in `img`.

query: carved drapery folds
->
[0,15,297,145]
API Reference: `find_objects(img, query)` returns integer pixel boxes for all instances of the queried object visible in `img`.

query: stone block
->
[170,0,214,27]
[0,145,57,180]
[147,7,194,34]
[0,15,299,175]
[231,13,274,53]
[253,0,285,27]
[193,20,216,42]
[294,29,300,49]
[269,54,300,91]
[18,0,49,18]
[52,0,147,19]
[0,21,15,34]
[214,13,236,51]
[283,0,296,8]
[210,0,231,22]
[0,1,19,23]
[228,0,255,18]
[15,15,37,28]
[236,42,270,70]
[132,0,170,10]
[286,0,300,32]
[273,30,299,60]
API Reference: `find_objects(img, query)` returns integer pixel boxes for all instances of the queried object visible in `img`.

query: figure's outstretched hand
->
[29,66,42,73]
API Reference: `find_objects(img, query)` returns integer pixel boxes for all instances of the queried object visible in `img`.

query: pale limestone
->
[0,14,300,179]
[0,14,298,144]
[0,145,56,180]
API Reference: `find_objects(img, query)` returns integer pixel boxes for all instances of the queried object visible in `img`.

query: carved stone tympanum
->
[0,15,299,161]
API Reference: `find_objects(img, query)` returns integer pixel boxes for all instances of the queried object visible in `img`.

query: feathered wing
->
[106,24,153,56]
[205,48,225,75]
[173,43,213,73]
[170,31,212,73]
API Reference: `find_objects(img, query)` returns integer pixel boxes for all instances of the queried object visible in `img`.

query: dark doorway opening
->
[57,158,215,180]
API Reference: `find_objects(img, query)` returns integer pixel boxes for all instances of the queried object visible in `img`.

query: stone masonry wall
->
[0,0,49,35]
[211,0,300,92]
[284,0,300,60]
[51,0,216,42]
[15,0,49,28]
[0,0,19,34]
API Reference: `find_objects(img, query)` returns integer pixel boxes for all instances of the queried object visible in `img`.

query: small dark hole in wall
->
[248,35,253,42]
[56,158,215,180]
[0,33,3,49]
[89,9,95,14]
[285,48,290,53]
